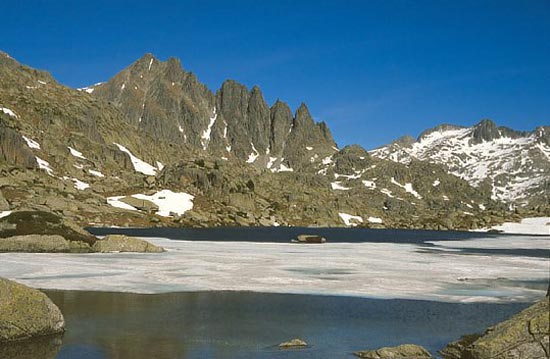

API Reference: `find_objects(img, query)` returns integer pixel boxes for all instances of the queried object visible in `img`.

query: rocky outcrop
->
[354,344,433,358]
[278,338,308,348]
[0,234,91,253]
[440,298,550,359]
[0,211,96,245]
[92,234,165,253]
[0,277,65,342]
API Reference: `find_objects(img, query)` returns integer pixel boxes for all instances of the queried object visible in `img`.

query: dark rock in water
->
[278,338,308,348]
[0,211,96,245]
[295,234,326,243]
[92,234,165,253]
[439,298,550,359]
[0,277,65,342]
[354,344,432,358]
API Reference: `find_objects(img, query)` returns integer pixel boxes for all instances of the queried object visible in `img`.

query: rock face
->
[278,338,308,348]
[92,234,165,253]
[354,344,433,358]
[440,298,550,359]
[0,277,65,342]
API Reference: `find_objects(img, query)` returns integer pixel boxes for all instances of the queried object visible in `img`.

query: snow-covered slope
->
[370,120,550,206]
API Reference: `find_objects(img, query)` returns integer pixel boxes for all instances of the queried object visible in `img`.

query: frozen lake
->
[1,228,548,303]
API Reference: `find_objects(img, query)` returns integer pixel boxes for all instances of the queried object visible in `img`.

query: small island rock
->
[0,277,65,342]
[354,344,432,358]
[278,338,308,348]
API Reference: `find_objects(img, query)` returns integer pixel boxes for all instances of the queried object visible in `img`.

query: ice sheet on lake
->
[1,236,547,303]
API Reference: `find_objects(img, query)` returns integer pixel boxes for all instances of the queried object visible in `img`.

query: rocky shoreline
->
[0,210,164,253]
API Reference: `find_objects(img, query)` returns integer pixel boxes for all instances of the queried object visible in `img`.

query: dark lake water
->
[1,290,531,359]
[88,226,550,258]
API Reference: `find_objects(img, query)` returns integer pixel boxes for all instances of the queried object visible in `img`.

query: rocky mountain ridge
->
[370,119,550,207]
[0,51,546,229]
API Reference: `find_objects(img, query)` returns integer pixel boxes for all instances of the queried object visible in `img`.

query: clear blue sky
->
[2,0,549,149]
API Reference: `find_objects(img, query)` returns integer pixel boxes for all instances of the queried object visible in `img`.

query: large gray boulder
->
[0,277,65,342]
[354,344,433,358]
[92,234,165,253]
[440,298,550,359]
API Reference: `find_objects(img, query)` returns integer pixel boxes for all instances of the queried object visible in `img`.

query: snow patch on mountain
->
[35,157,53,176]
[22,136,40,150]
[114,143,157,176]
[132,190,194,217]
[68,146,86,159]
[1,107,18,118]
[201,108,217,150]
[338,212,363,226]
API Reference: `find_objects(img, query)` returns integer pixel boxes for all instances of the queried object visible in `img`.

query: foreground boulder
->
[354,344,432,358]
[92,234,165,253]
[278,338,308,348]
[440,298,549,359]
[0,277,65,342]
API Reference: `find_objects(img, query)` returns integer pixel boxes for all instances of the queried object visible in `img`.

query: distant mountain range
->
[0,51,547,230]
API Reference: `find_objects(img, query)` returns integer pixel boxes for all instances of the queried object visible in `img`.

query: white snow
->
[71,178,90,190]
[37,80,47,85]
[331,181,350,190]
[201,108,217,150]
[114,143,157,176]
[88,169,105,178]
[306,146,313,151]
[367,216,383,224]
[178,125,184,133]
[481,217,550,235]
[68,146,86,159]
[381,188,394,198]
[106,196,138,211]
[22,136,40,150]
[433,179,440,187]
[121,83,126,90]
[277,163,294,172]
[391,177,422,199]
[148,58,154,71]
[362,180,376,189]
[246,143,260,163]
[321,156,333,165]
[132,190,194,217]
[74,164,84,170]
[35,157,53,176]
[0,235,547,302]
[0,211,12,219]
[338,212,363,226]
[1,107,18,118]
[156,161,164,171]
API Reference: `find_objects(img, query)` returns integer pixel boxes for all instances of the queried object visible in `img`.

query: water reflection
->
[11,290,529,359]
[0,335,62,359]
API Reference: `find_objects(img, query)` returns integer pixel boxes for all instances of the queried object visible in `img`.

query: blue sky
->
[2,0,549,149]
